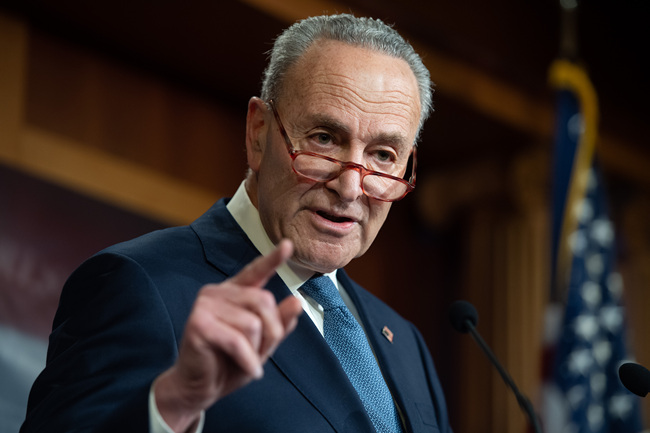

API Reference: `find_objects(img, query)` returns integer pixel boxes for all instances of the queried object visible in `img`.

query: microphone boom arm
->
[464,318,543,433]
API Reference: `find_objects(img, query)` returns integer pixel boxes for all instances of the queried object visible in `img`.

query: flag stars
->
[574,314,599,341]
[607,272,624,301]
[581,281,602,310]
[592,340,612,366]
[590,372,607,397]
[590,219,614,248]
[587,403,605,431]
[600,306,623,333]
[585,253,604,280]
[569,229,588,256]
[567,384,587,408]
[567,113,585,140]
[609,393,634,419]
[568,348,595,376]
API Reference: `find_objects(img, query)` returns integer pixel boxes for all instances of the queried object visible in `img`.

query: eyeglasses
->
[268,100,416,202]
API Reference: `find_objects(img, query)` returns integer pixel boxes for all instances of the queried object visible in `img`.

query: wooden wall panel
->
[25,29,248,196]
[0,12,26,161]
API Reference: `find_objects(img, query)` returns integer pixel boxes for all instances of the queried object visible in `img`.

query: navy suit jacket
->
[22,199,451,433]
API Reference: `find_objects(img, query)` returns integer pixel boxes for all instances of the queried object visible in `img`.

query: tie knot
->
[301,275,343,310]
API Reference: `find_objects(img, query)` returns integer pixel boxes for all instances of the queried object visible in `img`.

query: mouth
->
[316,210,355,224]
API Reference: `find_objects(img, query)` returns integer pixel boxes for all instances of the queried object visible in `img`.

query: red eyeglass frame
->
[267,99,417,202]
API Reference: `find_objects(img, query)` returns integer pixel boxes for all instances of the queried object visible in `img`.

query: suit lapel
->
[191,199,261,276]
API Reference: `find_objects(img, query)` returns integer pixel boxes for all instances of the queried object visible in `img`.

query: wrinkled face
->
[245,40,421,273]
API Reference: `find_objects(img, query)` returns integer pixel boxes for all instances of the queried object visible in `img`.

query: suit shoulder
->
[99,225,196,259]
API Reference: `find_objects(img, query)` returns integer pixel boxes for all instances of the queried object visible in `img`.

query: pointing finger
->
[230,239,293,288]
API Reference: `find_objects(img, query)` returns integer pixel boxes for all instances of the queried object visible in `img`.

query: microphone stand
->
[464,318,543,433]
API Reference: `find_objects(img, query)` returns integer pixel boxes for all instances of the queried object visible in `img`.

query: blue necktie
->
[301,275,403,433]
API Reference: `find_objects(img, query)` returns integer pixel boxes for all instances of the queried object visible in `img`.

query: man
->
[22,14,451,433]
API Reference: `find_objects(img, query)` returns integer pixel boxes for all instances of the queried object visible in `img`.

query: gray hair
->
[261,14,434,140]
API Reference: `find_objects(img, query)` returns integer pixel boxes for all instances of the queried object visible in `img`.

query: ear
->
[245,97,269,173]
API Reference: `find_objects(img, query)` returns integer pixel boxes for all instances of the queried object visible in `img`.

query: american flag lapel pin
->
[382,326,394,343]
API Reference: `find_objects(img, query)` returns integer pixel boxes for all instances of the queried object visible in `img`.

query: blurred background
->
[0,1,648,432]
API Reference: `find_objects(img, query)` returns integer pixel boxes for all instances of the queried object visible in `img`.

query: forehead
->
[279,40,421,142]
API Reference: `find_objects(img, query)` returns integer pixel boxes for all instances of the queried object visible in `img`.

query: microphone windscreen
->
[449,300,478,334]
[619,362,650,397]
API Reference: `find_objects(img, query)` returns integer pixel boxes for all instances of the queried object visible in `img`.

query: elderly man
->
[22,14,451,433]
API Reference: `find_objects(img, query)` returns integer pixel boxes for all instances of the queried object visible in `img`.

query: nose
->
[325,165,364,202]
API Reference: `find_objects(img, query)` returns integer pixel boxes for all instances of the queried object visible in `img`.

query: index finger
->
[229,239,293,288]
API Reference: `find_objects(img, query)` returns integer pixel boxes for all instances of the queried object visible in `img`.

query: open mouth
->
[317,211,353,224]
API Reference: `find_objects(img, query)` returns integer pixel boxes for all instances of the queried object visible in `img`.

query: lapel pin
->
[382,326,394,343]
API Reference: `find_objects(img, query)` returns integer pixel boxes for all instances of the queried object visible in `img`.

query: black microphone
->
[619,362,650,397]
[449,300,542,433]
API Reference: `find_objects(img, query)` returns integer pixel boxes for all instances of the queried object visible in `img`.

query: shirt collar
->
[226,181,338,293]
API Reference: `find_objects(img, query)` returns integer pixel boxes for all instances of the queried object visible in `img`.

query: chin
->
[289,231,366,273]
[294,249,355,274]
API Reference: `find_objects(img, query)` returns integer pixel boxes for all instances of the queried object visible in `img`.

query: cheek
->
[360,201,392,243]
[370,201,392,225]
[258,147,295,202]
[257,168,313,238]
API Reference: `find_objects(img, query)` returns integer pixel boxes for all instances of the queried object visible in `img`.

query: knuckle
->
[186,309,212,336]
[256,290,277,308]
[242,315,263,338]
[220,331,251,359]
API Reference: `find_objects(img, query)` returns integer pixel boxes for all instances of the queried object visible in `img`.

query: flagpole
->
[559,0,578,62]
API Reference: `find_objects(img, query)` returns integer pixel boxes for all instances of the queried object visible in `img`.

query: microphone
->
[449,300,542,433]
[619,362,650,397]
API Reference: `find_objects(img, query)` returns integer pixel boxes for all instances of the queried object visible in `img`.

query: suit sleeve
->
[21,252,180,433]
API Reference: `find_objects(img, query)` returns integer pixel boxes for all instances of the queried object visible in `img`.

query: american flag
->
[542,59,644,433]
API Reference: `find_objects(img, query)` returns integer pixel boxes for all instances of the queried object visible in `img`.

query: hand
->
[153,239,303,432]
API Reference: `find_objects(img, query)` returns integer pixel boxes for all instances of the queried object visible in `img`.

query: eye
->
[376,150,393,162]
[374,149,397,163]
[315,133,333,145]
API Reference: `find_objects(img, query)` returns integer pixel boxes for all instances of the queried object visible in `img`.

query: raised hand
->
[153,239,304,432]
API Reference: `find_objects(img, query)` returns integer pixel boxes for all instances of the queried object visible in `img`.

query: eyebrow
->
[306,114,351,135]
[305,113,412,150]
